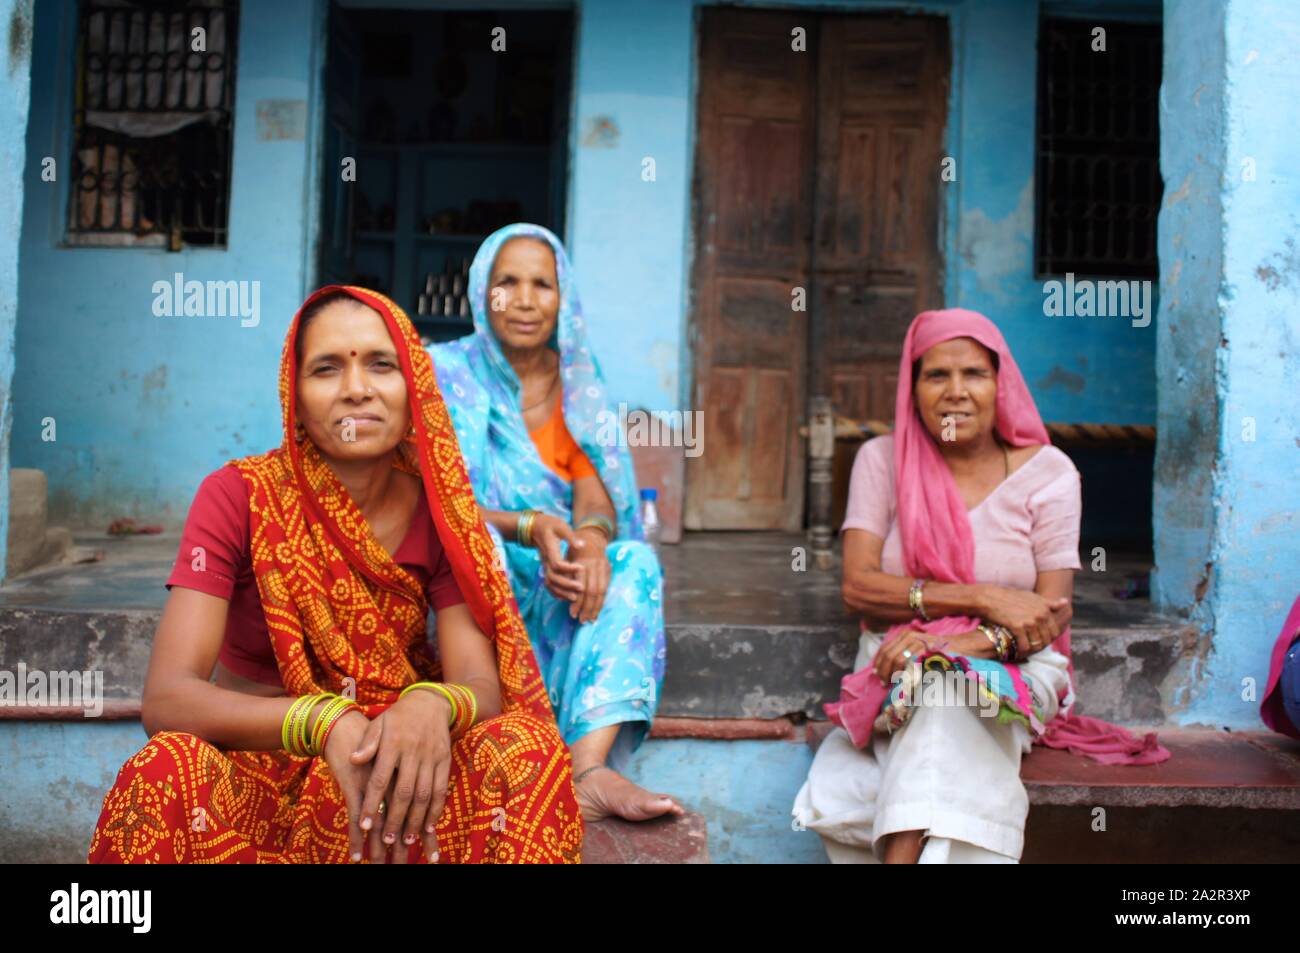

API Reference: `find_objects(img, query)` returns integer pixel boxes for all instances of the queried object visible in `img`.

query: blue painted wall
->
[566,0,696,414]
[1163,0,1300,728]
[625,736,826,863]
[1151,0,1223,615]
[12,0,1160,528]
[11,0,326,529]
[0,0,33,576]
[567,0,1159,424]
[0,720,825,864]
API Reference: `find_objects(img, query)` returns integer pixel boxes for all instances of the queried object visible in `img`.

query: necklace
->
[520,370,559,413]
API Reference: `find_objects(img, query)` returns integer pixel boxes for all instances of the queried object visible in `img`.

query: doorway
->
[685,10,949,530]
[319,5,573,343]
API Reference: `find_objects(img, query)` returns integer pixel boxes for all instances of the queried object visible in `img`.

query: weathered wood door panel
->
[811,15,948,425]
[688,11,948,529]
[686,10,816,531]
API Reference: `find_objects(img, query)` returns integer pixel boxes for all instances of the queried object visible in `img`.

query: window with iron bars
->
[1034,17,1162,279]
[67,0,239,249]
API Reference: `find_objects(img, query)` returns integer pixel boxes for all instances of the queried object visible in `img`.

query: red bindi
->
[350,350,357,356]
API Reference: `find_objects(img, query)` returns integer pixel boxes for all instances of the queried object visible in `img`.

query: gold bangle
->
[997,625,1018,663]
[575,515,614,540]
[517,509,540,548]
[907,579,931,622]
[977,623,1000,655]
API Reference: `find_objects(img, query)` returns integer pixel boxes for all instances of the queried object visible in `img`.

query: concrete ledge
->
[0,532,1199,727]
[1023,805,1300,863]
[661,618,1197,724]
[0,602,1202,726]
[1020,729,1300,810]
[649,716,797,740]
[0,700,141,720]
[807,720,1300,809]
[581,812,709,864]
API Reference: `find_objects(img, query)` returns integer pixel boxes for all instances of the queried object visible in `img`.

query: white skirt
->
[793,631,1072,863]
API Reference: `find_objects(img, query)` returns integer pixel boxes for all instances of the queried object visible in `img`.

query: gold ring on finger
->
[377,800,387,815]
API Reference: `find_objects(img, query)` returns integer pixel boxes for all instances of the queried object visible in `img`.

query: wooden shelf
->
[414,232,488,243]
[359,141,548,157]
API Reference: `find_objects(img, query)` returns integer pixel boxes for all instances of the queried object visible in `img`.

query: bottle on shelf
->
[639,488,662,556]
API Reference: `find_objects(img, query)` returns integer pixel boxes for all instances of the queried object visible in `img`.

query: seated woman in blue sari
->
[429,223,680,822]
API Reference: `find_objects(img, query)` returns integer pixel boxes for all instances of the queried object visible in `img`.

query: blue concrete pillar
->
[1155,0,1300,727]
[0,0,34,581]
[567,0,694,413]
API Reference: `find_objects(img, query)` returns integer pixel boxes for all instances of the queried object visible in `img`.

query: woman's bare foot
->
[574,765,685,822]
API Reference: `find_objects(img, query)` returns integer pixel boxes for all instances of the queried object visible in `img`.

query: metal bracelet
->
[575,514,614,540]
[907,578,931,622]
[978,623,1000,655]
[516,509,539,548]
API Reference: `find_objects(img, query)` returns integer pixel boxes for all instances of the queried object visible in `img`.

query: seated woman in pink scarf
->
[1261,594,1300,740]
[793,308,1167,864]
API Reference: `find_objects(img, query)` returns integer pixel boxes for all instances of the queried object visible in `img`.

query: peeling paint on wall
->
[256,99,307,141]
[1254,234,1298,291]
[1037,364,1086,394]
[6,0,30,76]
[957,180,1032,305]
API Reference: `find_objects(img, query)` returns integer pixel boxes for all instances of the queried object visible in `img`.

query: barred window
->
[68,0,239,249]
[1034,17,1161,278]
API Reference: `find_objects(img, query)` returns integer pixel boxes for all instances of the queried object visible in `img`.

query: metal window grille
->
[68,0,239,248]
[1035,17,1162,278]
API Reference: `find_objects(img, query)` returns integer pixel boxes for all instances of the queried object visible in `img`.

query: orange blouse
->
[529,397,598,482]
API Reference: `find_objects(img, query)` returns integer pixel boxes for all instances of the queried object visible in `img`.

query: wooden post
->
[807,395,835,570]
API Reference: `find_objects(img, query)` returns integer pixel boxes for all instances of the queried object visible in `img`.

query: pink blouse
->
[841,435,1082,588]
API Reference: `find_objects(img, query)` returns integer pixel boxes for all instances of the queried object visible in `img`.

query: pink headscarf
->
[828,308,1169,765]
[1260,594,1300,739]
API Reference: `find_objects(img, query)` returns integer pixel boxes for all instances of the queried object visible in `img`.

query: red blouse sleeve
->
[165,466,250,599]
[428,531,465,611]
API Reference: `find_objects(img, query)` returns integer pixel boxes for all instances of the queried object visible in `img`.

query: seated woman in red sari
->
[88,286,582,864]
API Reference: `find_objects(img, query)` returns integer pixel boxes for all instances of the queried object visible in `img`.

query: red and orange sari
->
[88,286,582,863]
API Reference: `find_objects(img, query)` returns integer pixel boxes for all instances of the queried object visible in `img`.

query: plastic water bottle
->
[639,488,662,556]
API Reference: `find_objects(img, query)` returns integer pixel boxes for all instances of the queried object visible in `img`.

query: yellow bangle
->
[302,694,328,755]
[281,696,308,753]
[440,683,477,735]
[284,694,321,756]
[400,681,459,728]
[310,696,356,755]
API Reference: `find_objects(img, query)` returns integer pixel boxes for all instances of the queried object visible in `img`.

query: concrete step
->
[0,603,1201,730]
[0,531,1194,726]
[657,531,1198,725]
[0,710,710,865]
[582,813,709,864]
[803,721,1300,863]
[1021,730,1300,863]
[660,618,1199,725]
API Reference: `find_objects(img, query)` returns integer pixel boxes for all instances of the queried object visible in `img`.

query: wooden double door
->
[685,10,949,530]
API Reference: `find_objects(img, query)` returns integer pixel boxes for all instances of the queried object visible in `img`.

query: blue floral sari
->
[428,223,665,761]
